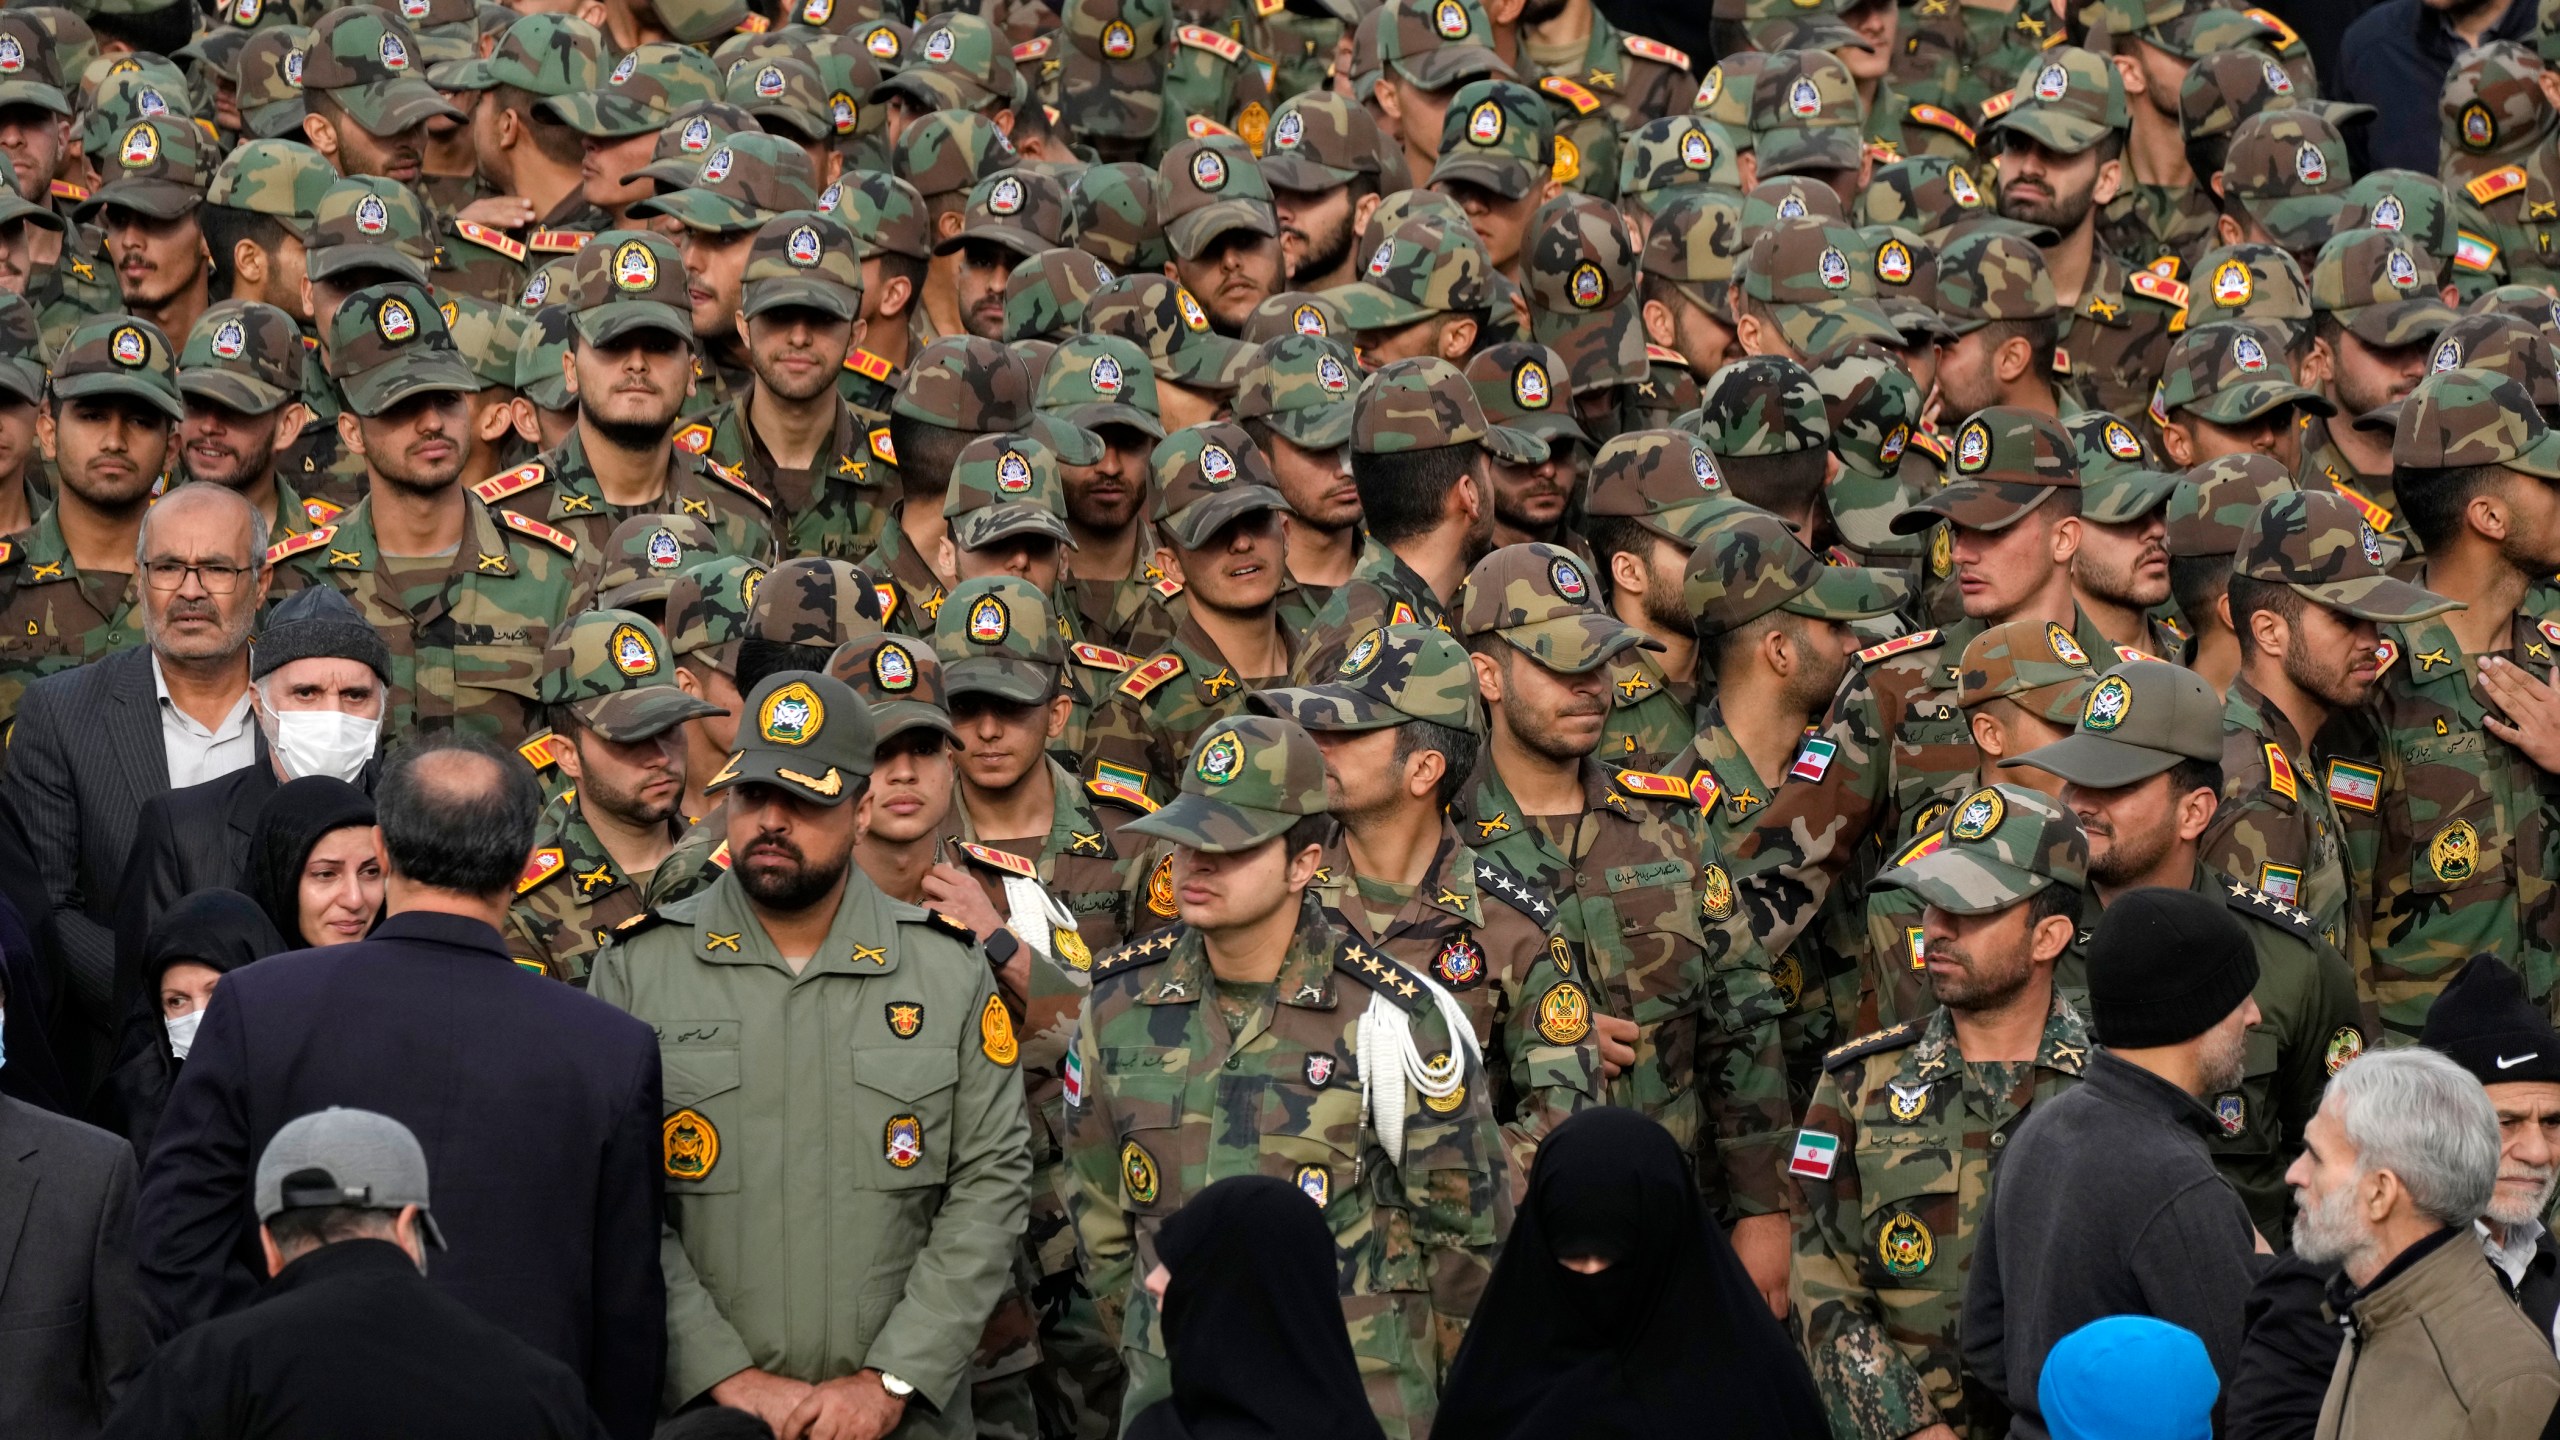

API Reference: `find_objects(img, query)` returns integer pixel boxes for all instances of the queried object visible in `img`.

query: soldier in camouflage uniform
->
[629,135,825,418]
[2300,226,2456,547]
[568,511,727,620]
[1030,332,1180,661]
[1580,429,1741,769]
[425,13,613,259]
[506,608,726,982]
[1730,217,1902,366]
[2061,410,2185,662]
[0,14,121,354]
[2151,319,2334,473]
[293,178,449,506]
[1001,247,1116,345]
[1616,115,1741,224]
[831,170,932,414]
[1367,0,1507,183]
[1523,191,1647,421]
[175,301,341,546]
[1812,343,1940,609]
[1329,209,1493,370]
[2162,452,2296,690]
[200,138,333,327]
[536,42,725,231]
[1635,187,1746,400]
[2440,42,2560,297]
[1792,782,2095,1440]
[1690,354,1832,538]
[2216,109,2358,273]
[292,9,464,191]
[1513,0,1692,136]
[1066,714,1510,1440]
[268,284,579,744]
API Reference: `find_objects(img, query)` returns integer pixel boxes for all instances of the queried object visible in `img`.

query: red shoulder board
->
[1175,24,1242,60]
[300,495,344,527]
[527,229,593,253]
[845,348,894,381]
[1070,641,1138,671]
[500,510,578,555]
[2539,618,2560,650]
[735,11,769,30]
[1152,576,1183,599]
[2263,741,2298,801]
[2113,645,2146,664]
[869,427,897,465]
[955,840,1041,878]
[1621,33,1688,66]
[48,179,85,201]
[709,840,731,871]
[1909,431,1948,462]
[871,581,899,625]
[1978,89,2017,120]
[2147,256,2183,280]
[1012,35,1052,60]
[1087,774,1159,812]
[518,731,563,769]
[264,524,335,565]
[1857,628,1939,664]
[1184,115,1235,139]
[2332,481,2393,533]
[1118,652,1186,698]
[518,847,565,894]
[703,458,770,507]
[1644,342,1688,367]
[455,220,527,261]
[471,461,548,504]
[1689,768,1721,811]
[1537,75,1602,114]
[1615,769,1693,802]
[2051,345,2071,377]
[2374,637,2400,676]
[1906,102,1976,145]
[673,423,713,455]
[2467,166,2529,205]
[2126,270,2189,307]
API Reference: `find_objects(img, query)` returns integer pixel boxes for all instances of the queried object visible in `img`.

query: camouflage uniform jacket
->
[2099,180,2221,281]
[2201,677,2353,954]
[2342,590,2560,1040]
[1061,531,1183,661]
[1595,645,1702,771]
[862,512,950,639]
[1310,828,1601,1188]
[1863,79,1981,166]
[504,789,676,985]
[1161,25,1275,146]
[269,490,580,744]
[680,349,755,423]
[1518,12,1690,134]
[0,508,142,726]
[646,798,733,910]
[1064,914,1510,1440]
[681,393,894,562]
[2296,417,2416,558]
[1083,609,1297,804]
[476,428,779,574]
[1460,757,1793,1216]
[27,241,120,357]
[837,349,903,414]
[2057,250,2186,424]
[1790,996,2092,1440]
[2449,147,2560,294]
[433,211,535,308]
[1290,534,1447,683]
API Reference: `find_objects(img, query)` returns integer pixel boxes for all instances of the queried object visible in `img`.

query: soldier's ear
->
[1351,190,1382,240]
[33,402,51,462]
[2158,422,2194,467]
[2298,334,2334,391]
[1439,315,1477,359]
[2029,911,2075,963]
[1640,298,1677,350]
[1468,647,1503,703]
[300,109,337,161]
[505,395,540,445]
[337,409,365,457]
[2092,157,2123,209]
[1968,709,2006,758]
[1045,693,1072,742]
[1153,544,1183,587]
[1735,150,1757,193]
[2108,51,2146,97]
[992,108,1015,140]
[2173,780,2218,843]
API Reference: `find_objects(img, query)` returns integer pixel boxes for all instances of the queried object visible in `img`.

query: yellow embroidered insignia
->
[885,1001,923,1037]
[1121,1139,1160,1203]
[885,1114,924,1168]
[2467,166,2529,204]
[264,525,336,565]
[2429,819,2478,883]
[1536,982,1592,1045]
[1069,641,1138,670]
[1054,926,1092,970]
[662,1108,719,1178]
[1878,1212,1934,1275]
[1147,854,1177,917]
[2324,1027,2363,1076]
[2263,742,2297,801]
[517,847,564,894]
[1700,863,1735,921]
[704,932,742,952]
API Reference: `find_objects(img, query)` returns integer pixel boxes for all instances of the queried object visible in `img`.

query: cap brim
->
[953,505,1075,550]
[1120,791,1299,853]
[1249,683,1406,732]
[246,100,308,139]
[0,81,69,115]
[537,91,660,138]
[1495,613,1661,674]
[1163,484,1290,550]
[742,278,857,321]
[2000,731,2180,788]
[704,747,866,804]
[1161,333,1253,393]
[1166,201,1279,262]
[2248,195,2357,255]
[1051,401,1164,448]
[2340,299,2457,349]
[942,656,1057,705]
[342,355,482,415]
[1482,422,1551,466]
[940,222,1053,258]
[1752,127,1864,178]
[627,188,771,231]
[1261,154,1359,191]
[1331,281,1432,331]
[574,302,696,346]
[575,686,728,740]
[1259,401,1354,451]
[871,698,958,743]
[1890,479,2058,534]
[425,57,499,90]
[2288,574,2465,623]
[1430,155,1535,201]
[307,244,431,286]
[1875,848,2052,915]
[85,181,201,222]
[329,78,466,133]
[178,371,291,414]
[1388,45,1511,90]
[1990,109,2110,154]
[1773,297,1902,352]
[2183,380,2335,425]
[52,371,184,422]
[1781,564,1905,621]
[1026,410,1105,466]
[2080,468,2181,525]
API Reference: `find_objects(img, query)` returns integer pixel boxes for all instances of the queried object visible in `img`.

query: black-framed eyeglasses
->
[143,560,252,593]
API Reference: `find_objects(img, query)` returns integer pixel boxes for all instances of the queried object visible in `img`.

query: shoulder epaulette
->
[1906,102,1976,145]
[471,460,548,504]
[2158,615,2190,643]
[1823,1020,1921,1071]
[500,510,578,555]
[868,426,896,465]
[1471,856,1554,924]
[1978,88,2017,120]
[48,179,84,202]
[1183,115,1235,139]
[870,581,899,626]
[1118,652,1185,698]
[1621,33,1688,66]
[844,348,893,381]
[1856,628,1940,664]
[708,840,731,871]
[2241,7,2300,48]
[2225,875,2316,937]
[1643,342,1688,367]
[1070,641,1138,671]
[1537,74,1601,114]
[1909,431,1948,463]
[518,730,563,769]
[2332,481,2393,534]
[454,220,527,261]
[2263,741,2298,801]
[605,909,673,945]
[1175,23,1242,60]
[517,846,565,895]
[2374,636,2400,677]
[527,229,592,253]
[918,909,976,940]
[701,457,770,507]
[1613,768,1693,802]
[265,525,335,565]
[673,422,713,455]
[300,496,343,528]
[2126,269,2189,307]
[955,840,1040,879]
[1095,926,1181,978]
[1337,938,1430,1014]
[1012,35,1052,60]
[1087,773,1160,812]
[1891,827,1947,867]
[1151,576,1183,599]
[2467,165,2529,205]
[2539,617,2560,650]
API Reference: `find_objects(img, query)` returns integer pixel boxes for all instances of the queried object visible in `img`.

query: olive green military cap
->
[1955,619,2100,723]
[1332,210,1489,333]
[745,556,880,648]
[1462,341,1585,451]
[1433,79,1551,201]
[1456,541,1656,673]
[708,669,878,802]
[1070,162,1169,273]
[53,313,182,420]
[1694,355,1828,459]
[1379,0,1510,92]
[1157,138,1278,262]
[630,133,820,232]
[665,554,769,672]
[1234,334,1358,451]
[2221,109,2356,256]
[1619,116,1740,208]
[2236,489,2459,622]
[2192,242,2314,341]
[2311,226,2456,348]
[2423,314,2560,411]
[1354,355,1547,464]
[430,12,603,93]
[2392,367,2560,475]
[1813,341,1924,485]
[205,138,333,241]
[740,209,861,321]
[306,178,432,286]
[561,230,692,345]
[723,55,830,144]
[1875,783,2089,913]
[1583,427,1732,542]
[1893,406,2083,534]
[1259,89,1386,192]
[945,431,1074,550]
[594,512,727,608]
[539,43,722,138]
[875,11,1017,114]
[836,169,932,262]
[439,294,531,391]
[1686,505,1900,635]
[1991,47,2128,154]
[1525,191,1647,391]
[893,108,1015,205]
[2179,47,2369,146]
[942,168,1071,259]
[540,609,725,740]
[2344,171,2454,262]
[234,28,311,138]
[1739,217,1899,351]
[2004,659,2223,788]
[934,575,1064,706]
[1639,187,1746,324]
[1154,422,1290,550]
[2065,410,2180,524]
[1085,273,1252,393]
[1003,247,1117,343]
[178,300,304,414]
[297,8,463,134]
[1857,156,1993,240]
[323,282,480,416]
[2165,453,2296,557]
[827,632,952,743]
[632,108,758,195]
[85,117,205,220]
[1935,226,2059,334]
[1253,622,1483,734]
[1244,292,1351,346]
[900,334,1100,460]
[0,14,70,116]
[1750,49,1862,177]
[2162,8,2303,65]
[2154,319,2334,426]
[2441,39,2546,161]
[1690,51,1766,137]
[1122,713,1330,853]
[1037,333,1163,450]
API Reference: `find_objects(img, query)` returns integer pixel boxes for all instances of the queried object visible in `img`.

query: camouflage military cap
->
[2164,453,2295,557]
[1063,0,1169,62]
[1617,116,1739,210]
[177,300,303,414]
[2465,285,2560,332]
[438,293,530,391]
[323,283,479,416]
[430,12,602,94]
[837,169,932,262]
[629,133,821,232]
[945,431,1074,551]
[1694,356,1828,459]
[1234,333,1359,451]
[900,334,1100,460]
[1749,49,1861,178]
[1037,332,1163,448]
[1858,225,1948,343]
[2344,170,2455,262]
[738,209,862,321]
[1875,783,2088,913]
[81,72,195,169]
[709,669,879,802]
[2309,226,2454,348]
[2441,40,2548,160]
[893,108,1016,205]
[2192,242,2313,344]
[1259,89,1385,192]
[1739,217,1899,350]
[1746,10,1868,55]
[0,292,42,404]
[875,10,1017,113]
[540,608,725,740]
[2221,109,2356,254]
[205,138,332,240]
[538,43,723,138]
[2005,659,2224,787]
[2236,489,2459,622]
[1366,186,1471,240]
[2155,319,2333,426]
[940,168,1071,260]
[1159,137,1279,261]
[1524,192,1647,391]
[664,554,767,671]
[1115,713,1329,851]
[1070,162,1169,273]
[2154,6,2297,61]
[52,313,181,420]
[1934,226,2058,334]
[1893,406,2082,534]
[2088,0,2197,44]
[1243,292,1350,346]
[1583,428,1733,542]
[1462,341,1585,452]
[1814,341,1923,481]
[306,178,432,286]
[1432,79,1551,201]
[1054,0,1162,142]
[934,575,1065,705]
[1332,211,1489,333]
[1379,0,1509,91]
[1354,355,1546,464]
[2423,313,2560,412]
[1689,52,1768,139]
[0,14,70,116]
[1954,619,2099,723]
[515,301,574,408]
[1685,505,1900,635]
[845,15,911,67]
[1085,273,1252,394]
[1855,156,1992,241]
[85,117,206,220]
[1001,248,1114,343]
[1639,187,1746,324]
[646,0,753,47]
[1455,541,1654,673]
[1253,622,1483,735]
[2064,410,2180,524]
[1153,422,1289,550]
[1992,47,2129,154]
[594,512,727,608]
[722,55,830,144]
[560,230,693,345]
[2178,47,2368,146]
[2392,367,2560,476]
[234,26,310,139]
[297,7,461,134]
[746,556,879,650]
[826,632,953,743]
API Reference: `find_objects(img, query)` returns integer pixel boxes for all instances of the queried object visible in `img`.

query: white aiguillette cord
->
[999,872,1078,964]
[1357,961,1481,1166]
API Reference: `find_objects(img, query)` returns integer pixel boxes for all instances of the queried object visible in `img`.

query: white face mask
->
[165,1008,204,1060]
[269,708,380,784]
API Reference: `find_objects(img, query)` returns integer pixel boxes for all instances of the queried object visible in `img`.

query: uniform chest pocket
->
[1858,1141,1963,1291]
[661,1036,742,1195]
[851,1046,959,1189]
[1597,877,1707,1021]
[2400,789,2502,898]
[453,643,545,700]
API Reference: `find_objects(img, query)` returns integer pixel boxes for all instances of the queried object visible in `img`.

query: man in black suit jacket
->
[136,738,665,1440]
[0,1073,151,1435]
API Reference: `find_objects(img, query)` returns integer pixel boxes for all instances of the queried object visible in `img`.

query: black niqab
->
[1433,1107,1827,1440]
[247,777,378,947]
[1125,1176,1387,1440]
[90,889,286,1156]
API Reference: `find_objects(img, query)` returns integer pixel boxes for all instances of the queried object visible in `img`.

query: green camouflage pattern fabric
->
[539,43,725,138]
[1695,355,1829,458]
[1685,506,1902,636]
[484,419,776,579]
[1331,211,1490,333]
[1508,0,1688,135]
[1083,601,1299,810]
[662,554,768,674]
[2154,319,2331,427]
[2443,138,2560,297]
[1582,427,1733,540]
[2178,47,2341,147]
[952,168,1074,259]
[305,178,435,287]
[1432,80,1553,201]
[1454,543,1642,677]
[1258,87,1385,192]
[630,133,823,233]
[2204,675,2357,959]
[1739,217,1900,355]
[2236,488,2457,623]
[945,432,1074,552]
[429,12,603,94]
[1639,186,1746,324]
[1814,343,1935,579]
[895,109,1018,206]
[2166,452,2297,558]
[2422,314,2560,411]
[2192,242,2314,342]
[1085,274,1251,395]
[1935,227,2059,335]
[576,512,727,611]
[84,115,207,222]
[1155,137,1276,262]
[1523,192,1646,391]
[1747,49,1862,178]
[1377,0,1504,92]
[1855,157,1993,242]
[233,27,311,138]
[2063,410,2181,526]
[1003,248,1118,342]
[0,502,144,727]
[178,299,303,413]
[1068,163,1171,274]
[504,784,667,985]
[2052,244,2189,423]
[722,56,830,144]
[1462,342,1587,453]
[2344,170,2458,266]
[1618,115,1740,205]
[1954,617,2100,720]
[1875,783,2090,913]
[295,8,461,135]
[2220,109,2357,259]
[1743,177,1850,232]
[1860,225,1946,345]
[1151,422,1286,550]
[1987,47,2126,154]
[1254,622,1482,734]
[204,138,333,233]
[1232,333,1357,451]
[436,294,532,392]
[1351,355,1545,463]
[1286,530,1452,689]
[2439,40,2552,165]
[1159,23,1274,146]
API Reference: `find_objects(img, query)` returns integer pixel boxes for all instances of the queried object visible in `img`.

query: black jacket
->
[132,911,666,1440]
[0,1094,150,1438]
[102,1239,608,1440]
[2333,0,2538,174]
[111,741,281,1015]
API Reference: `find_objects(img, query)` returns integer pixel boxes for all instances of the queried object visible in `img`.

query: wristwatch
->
[982,927,1021,967]
[875,1371,916,1399]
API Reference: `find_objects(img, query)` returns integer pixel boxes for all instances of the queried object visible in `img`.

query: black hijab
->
[1125,1176,1386,1440]
[248,777,378,947]
[1433,1108,1827,1440]
[91,890,287,1157]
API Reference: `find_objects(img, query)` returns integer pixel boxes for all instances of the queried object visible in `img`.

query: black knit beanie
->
[2087,887,2261,1048]
[2420,955,2560,1086]
[252,584,391,683]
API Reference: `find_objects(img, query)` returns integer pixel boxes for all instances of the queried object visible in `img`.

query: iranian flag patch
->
[1790,1129,1840,1179]
[1064,1047,1084,1108]
[1790,737,1838,782]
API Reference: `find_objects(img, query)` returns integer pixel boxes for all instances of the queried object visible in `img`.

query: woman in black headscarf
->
[1434,1107,1827,1440]
[247,777,382,949]
[1126,1175,1386,1440]
[89,890,285,1158]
